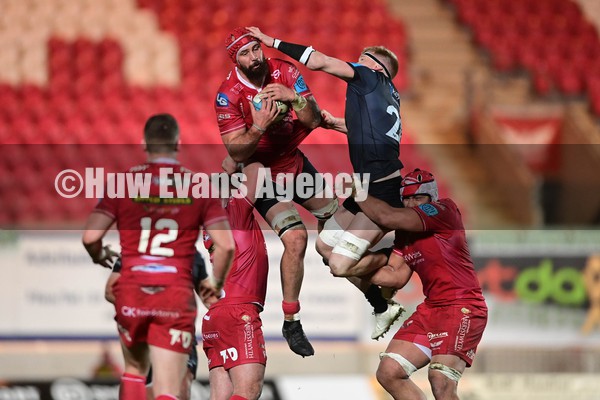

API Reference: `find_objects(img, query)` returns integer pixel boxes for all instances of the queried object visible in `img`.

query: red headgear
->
[225,27,258,64]
[400,168,438,201]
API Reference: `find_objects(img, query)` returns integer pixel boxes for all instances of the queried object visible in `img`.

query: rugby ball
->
[252,93,289,121]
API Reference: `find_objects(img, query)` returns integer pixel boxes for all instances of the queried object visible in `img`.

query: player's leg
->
[427,354,465,400]
[148,345,188,399]
[376,339,431,400]
[119,340,150,400]
[256,197,314,356]
[315,203,354,261]
[113,282,151,400]
[426,303,487,400]
[228,363,266,400]
[209,367,233,400]
[178,343,198,400]
[294,155,339,233]
[146,285,197,400]
[327,212,386,276]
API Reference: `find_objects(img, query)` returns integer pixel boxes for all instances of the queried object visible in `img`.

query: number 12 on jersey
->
[138,217,179,256]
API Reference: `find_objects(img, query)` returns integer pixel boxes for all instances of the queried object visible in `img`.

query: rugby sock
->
[282,300,301,319]
[119,373,146,400]
[230,396,248,400]
[365,284,388,314]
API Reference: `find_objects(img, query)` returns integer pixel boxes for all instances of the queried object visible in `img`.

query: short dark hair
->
[362,46,399,79]
[144,113,179,153]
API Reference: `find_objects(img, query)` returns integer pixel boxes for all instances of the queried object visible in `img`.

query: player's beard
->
[239,59,268,82]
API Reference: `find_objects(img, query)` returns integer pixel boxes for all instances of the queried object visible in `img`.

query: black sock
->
[365,284,388,313]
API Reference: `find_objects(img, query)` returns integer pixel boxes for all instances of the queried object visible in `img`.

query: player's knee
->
[237,381,263,400]
[428,362,460,398]
[376,359,406,391]
[280,227,308,256]
[379,352,417,380]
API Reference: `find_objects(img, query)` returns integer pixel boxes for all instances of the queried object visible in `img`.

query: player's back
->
[205,196,269,308]
[95,161,227,288]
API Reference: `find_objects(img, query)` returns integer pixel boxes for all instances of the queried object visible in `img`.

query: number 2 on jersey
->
[138,217,179,256]
[384,105,401,143]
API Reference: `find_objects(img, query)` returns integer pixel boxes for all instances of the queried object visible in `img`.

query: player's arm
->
[321,109,347,134]
[366,251,413,289]
[104,256,122,304]
[82,212,119,268]
[356,193,424,232]
[247,27,355,80]
[203,220,235,292]
[259,84,322,129]
[221,97,280,163]
[191,251,218,307]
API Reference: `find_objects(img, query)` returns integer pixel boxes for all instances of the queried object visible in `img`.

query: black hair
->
[143,113,179,153]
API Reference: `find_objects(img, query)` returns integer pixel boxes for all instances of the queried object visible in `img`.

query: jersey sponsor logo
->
[290,66,300,79]
[216,93,229,107]
[466,349,475,360]
[271,69,281,80]
[455,315,471,351]
[131,264,178,273]
[203,331,219,340]
[218,113,231,120]
[427,331,448,340]
[294,75,307,93]
[232,83,244,94]
[419,203,439,216]
[133,196,192,205]
[430,340,444,348]
[121,306,180,318]
[389,82,400,103]
[403,250,422,263]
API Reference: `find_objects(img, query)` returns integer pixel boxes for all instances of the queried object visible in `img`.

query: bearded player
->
[214,27,339,357]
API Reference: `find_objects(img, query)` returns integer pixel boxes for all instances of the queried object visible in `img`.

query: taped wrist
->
[275,41,315,65]
[291,92,308,111]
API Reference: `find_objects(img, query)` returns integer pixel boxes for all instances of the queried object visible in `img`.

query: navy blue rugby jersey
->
[344,63,403,181]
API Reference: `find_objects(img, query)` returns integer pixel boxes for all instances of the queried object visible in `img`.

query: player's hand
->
[246,26,275,48]
[262,83,295,103]
[248,97,279,131]
[94,245,119,269]
[222,155,240,175]
[320,110,347,133]
[196,278,220,308]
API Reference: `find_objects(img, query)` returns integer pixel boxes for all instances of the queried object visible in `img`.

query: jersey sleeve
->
[392,230,405,257]
[215,89,246,135]
[200,197,229,228]
[412,200,459,232]
[279,60,312,96]
[93,197,118,219]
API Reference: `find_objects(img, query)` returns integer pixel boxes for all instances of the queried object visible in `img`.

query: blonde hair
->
[362,46,399,79]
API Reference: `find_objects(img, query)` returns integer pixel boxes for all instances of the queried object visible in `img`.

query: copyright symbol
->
[55,169,83,198]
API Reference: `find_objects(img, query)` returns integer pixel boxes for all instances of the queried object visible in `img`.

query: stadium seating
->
[0,0,413,226]
[447,0,600,115]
